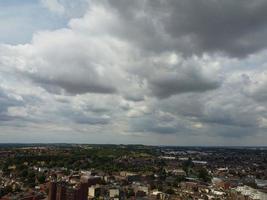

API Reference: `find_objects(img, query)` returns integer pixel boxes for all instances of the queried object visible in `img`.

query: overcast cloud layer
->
[1,0,267,145]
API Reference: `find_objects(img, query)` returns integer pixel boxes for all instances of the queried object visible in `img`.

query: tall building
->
[48,179,91,200]
[79,182,89,200]
[56,182,67,200]
[48,182,57,200]
[65,187,80,200]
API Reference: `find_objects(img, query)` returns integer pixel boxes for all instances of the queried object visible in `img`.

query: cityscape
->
[0,144,267,199]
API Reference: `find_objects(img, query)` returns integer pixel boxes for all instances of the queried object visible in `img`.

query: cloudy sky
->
[1,0,267,145]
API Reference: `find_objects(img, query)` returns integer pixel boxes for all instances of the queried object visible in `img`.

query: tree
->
[182,157,193,176]
[126,188,135,198]
[26,170,36,187]
[20,169,28,178]
[37,174,46,184]
[0,185,12,197]
[165,188,175,195]
[198,168,211,183]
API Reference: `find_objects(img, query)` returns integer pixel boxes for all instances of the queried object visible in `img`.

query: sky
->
[1,0,267,145]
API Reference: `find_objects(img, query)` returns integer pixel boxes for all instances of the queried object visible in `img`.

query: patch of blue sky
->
[0,0,68,44]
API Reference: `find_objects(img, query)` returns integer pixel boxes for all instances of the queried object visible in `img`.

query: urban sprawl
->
[0,144,267,200]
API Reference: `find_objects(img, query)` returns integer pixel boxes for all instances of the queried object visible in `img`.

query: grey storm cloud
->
[155,94,205,120]
[243,73,267,103]
[129,115,180,134]
[149,72,219,98]
[73,115,110,125]
[108,0,267,57]
[55,101,114,125]
[150,74,267,138]
[163,0,267,57]
[29,72,116,95]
